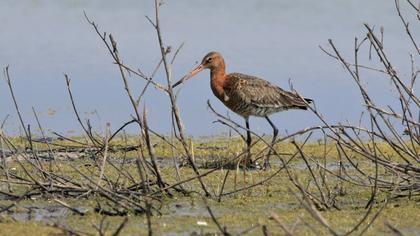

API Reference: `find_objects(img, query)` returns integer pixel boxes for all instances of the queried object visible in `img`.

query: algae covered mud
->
[0,137,419,236]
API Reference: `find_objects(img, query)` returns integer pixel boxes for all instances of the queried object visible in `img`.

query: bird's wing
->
[226,73,308,109]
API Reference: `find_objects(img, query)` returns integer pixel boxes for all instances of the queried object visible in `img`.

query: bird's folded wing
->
[227,74,307,109]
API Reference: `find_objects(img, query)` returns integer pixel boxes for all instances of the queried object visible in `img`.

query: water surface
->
[0,0,418,136]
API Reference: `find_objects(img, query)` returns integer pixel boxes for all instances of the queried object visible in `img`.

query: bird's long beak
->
[172,64,204,88]
[189,64,204,78]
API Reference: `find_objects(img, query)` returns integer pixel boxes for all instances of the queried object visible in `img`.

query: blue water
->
[0,0,418,136]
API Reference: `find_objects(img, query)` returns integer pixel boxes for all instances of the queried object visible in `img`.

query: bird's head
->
[189,51,225,77]
[172,51,225,88]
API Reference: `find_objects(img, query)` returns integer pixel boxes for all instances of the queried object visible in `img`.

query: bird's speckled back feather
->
[221,73,311,117]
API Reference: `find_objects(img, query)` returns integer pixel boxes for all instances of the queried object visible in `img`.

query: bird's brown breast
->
[210,69,229,103]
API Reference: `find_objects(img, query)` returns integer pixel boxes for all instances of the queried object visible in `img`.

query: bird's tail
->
[296,98,313,110]
[304,98,313,104]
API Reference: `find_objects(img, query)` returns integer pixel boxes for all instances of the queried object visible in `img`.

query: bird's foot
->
[240,159,261,170]
[247,161,262,170]
[263,159,271,170]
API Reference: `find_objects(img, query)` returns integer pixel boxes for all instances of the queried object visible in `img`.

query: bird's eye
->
[207,57,212,62]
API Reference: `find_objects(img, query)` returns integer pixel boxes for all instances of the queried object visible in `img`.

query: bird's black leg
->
[265,116,278,169]
[245,117,252,168]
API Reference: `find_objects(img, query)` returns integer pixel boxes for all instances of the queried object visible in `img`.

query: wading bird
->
[173,52,312,168]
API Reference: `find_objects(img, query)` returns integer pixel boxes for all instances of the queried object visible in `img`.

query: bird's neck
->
[210,66,227,100]
[210,66,226,81]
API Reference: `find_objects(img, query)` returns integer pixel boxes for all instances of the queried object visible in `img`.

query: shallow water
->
[0,0,418,136]
[8,204,68,222]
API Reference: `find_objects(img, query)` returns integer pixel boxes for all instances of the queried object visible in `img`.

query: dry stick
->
[341,127,379,236]
[365,117,380,209]
[319,129,331,201]
[92,216,108,236]
[136,58,165,106]
[147,144,258,197]
[220,134,312,198]
[299,139,373,188]
[170,42,185,65]
[1,115,10,129]
[32,107,61,175]
[0,203,16,214]
[366,71,419,161]
[135,55,168,106]
[142,108,166,189]
[213,119,246,142]
[0,189,41,214]
[98,32,154,188]
[84,18,143,125]
[237,224,261,235]
[83,12,231,155]
[3,135,51,193]
[355,36,412,183]
[113,131,130,185]
[408,54,419,108]
[97,123,110,189]
[394,71,417,129]
[52,131,90,146]
[343,122,420,172]
[66,162,148,211]
[53,198,86,216]
[334,133,415,185]
[338,190,374,234]
[297,215,323,236]
[205,200,231,236]
[330,35,419,161]
[0,129,12,192]
[112,217,129,236]
[0,141,89,197]
[64,75,102,146]
[289,216,302,235]
[364,24,420,106]
[292,141,328,207]
[398,100,420,162]
[270,212,294,236]
[48,222,91,236]
[217,169,230,202]
[4,67,50,182]
[106,119,137,145]
[86,12,166,95]
[133,148,153,236]
[4,66,29,139]
[26,124,49,180]
[102,31,155,231]
[329,38,417,163]
[170,130,184,188]
[405,0,420,12]
[151,0,210,196]
[341,128,412,173]
[395,0,420,55]
[384,221,405,236]
[288,186,339,236]
[118,62,167,93]
[0,143,43,186]
[366,105,420,127]
[107,153,138,187]
[355,198,388,236]
[318,44,387,74]
[295,146,340,211]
